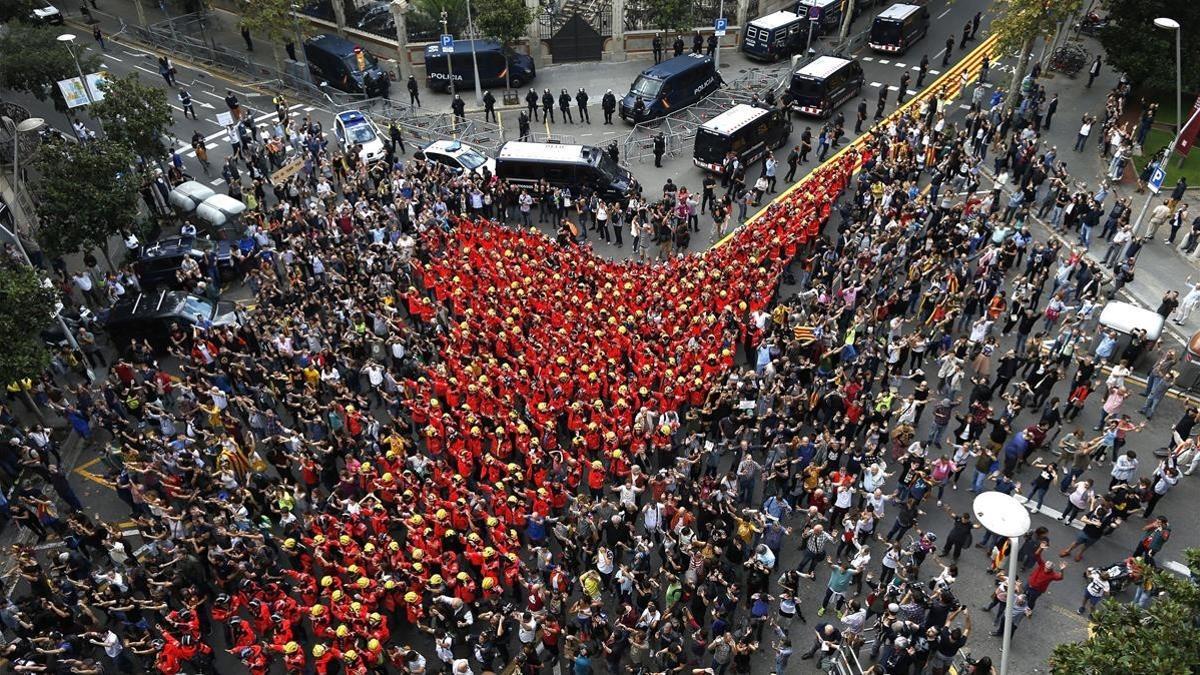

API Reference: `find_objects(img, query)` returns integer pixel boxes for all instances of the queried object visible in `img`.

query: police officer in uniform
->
[542,88,555,123]
[388,121,406,155]
[575,88,590,124]
[451,94,466,121]
[633,97,646,123]
[653,132,666,168]
[602,89,617,124]
[518,110,531,140]
[558,89,574,123]
[652,33,663,63]
[407,75,421,107]
[483,90,497,123]
[673,35,685,56]
[526,88,540,122]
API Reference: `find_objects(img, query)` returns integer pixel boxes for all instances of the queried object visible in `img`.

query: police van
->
[741,10,809,61]
[795,0,846,34]
[784,55,864,117]
[495,142,634,200]
[868,3,931,54]
[693,104,792,174]
[303,33,390,98]
[619,53,723,123]
[422,39,537,92]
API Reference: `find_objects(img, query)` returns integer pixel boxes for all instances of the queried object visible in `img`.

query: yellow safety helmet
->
[404,591,419,603]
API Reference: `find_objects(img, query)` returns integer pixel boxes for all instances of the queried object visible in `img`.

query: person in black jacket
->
[652,33,663,63]
[526,88,540,122]
[451,94,466,120]
[1043,93,1058,130]
[518,111,531,140]
[407,75,421,107]
[673,35,685,56]
[575,88,590,124]
[542,88,555,123]
[558,89,574,123]
[653,133,666,168]
[692,31,703,53]
[601,89,617,124]
[482,90,496,122]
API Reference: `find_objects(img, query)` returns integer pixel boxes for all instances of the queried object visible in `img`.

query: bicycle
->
[1048,43,1088,77]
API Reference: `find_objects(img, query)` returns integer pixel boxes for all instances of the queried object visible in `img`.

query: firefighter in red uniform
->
[270,640,306,673]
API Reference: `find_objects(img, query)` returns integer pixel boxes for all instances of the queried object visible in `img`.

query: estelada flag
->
[793,325,816,342]
[1175,95,1200,158]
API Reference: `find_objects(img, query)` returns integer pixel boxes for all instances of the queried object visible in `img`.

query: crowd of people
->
[0,27,1191,675]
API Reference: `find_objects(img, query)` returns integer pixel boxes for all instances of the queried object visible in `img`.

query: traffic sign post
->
[713,0,726,69]
[439,12,456,97]
[1133,162,1167,238]
[1149,164,1167,194]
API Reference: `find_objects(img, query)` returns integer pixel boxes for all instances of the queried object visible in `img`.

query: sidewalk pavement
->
[999,37,1200,350]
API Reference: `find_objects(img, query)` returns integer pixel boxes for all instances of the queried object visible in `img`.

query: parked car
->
[133,235,243,289]
[102,290,240,348]
[29,3,64,25]
[333,110,387,164]
[415,140,495,177]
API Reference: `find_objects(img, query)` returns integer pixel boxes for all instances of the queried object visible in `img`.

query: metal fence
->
[620,60,792,163]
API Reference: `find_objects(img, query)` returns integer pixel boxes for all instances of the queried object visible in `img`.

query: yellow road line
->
[714,33,1001,249]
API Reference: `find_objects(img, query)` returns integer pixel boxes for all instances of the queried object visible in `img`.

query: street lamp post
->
[57,34,94,107]
[1154,17,1182,166]
[1,116,96,383]
[290,3,312,82]
[465,0,483,105]
[973,491,1031,675]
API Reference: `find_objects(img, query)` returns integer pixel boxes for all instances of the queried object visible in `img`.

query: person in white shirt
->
[1078,568,1110,616]
[1172,278,1200,324]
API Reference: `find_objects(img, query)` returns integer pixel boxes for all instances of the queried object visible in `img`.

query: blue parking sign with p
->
[714,18,727,36]
[441,34,454,52]
[1149,165,1167,194]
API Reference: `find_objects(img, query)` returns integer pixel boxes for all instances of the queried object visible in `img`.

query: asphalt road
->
[17,1,1200,673]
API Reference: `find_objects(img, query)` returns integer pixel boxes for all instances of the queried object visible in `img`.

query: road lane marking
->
[101,53,123,62]
[938,7,952,18]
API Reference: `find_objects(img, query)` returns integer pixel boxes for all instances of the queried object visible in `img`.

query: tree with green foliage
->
[0,0,37,23]
[1098,0,1200,93]
[989,0,1083,107]
[30,138,140,259]
[91,74,175,166]
[0,262,58,385]
[410,0,469,38]
[0,23,101,104]
[476,0,533,88]
[1051,549,1200,674]
[237,0,295,71]
[650,0,693,34]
